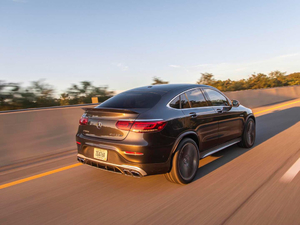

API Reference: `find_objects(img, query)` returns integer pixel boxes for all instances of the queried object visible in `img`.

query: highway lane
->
[0,100,300,224]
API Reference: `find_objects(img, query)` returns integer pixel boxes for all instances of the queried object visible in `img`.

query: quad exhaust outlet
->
[77,156,144,178]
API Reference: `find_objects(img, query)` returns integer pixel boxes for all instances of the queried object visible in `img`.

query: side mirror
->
[232,100,240,107]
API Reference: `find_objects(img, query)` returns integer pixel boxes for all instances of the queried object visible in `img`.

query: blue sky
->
[1,0,300,94]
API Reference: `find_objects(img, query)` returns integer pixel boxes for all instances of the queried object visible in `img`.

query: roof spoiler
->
[82,107,139,114]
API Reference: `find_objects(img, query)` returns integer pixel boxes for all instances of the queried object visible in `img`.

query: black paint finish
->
[76,84,254,175]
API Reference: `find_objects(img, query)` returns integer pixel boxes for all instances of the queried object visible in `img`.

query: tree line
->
[195,71,300,92]
[153,71,300,92]
[0,80,113,111]
[1,70,299,111]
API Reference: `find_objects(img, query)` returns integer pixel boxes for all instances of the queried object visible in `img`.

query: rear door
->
[202,88,243,143]
[180,88,219,151]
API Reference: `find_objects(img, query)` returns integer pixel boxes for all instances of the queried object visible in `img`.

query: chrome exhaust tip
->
[131,171,142,178]
[76,154,147,177]
[123,169,132,176]
[77,157,85,163]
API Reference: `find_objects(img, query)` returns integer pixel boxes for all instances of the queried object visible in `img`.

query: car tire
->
[164,138,199,184]
[238,118,256,148]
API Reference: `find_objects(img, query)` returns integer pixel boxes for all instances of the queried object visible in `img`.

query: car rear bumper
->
[76,132,174,162]
[76,134,173,175]
[77,154,147,177]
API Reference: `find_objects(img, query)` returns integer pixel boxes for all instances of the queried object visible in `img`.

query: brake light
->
[116,121,134,131]
[79,116,88,125]
[131,121,167,132]
[116,120,167,133]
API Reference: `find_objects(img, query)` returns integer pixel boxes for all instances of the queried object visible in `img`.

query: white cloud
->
[193,63,214,68]
[169,65,181,68]
[195,53,300,80]
[112,63,129,71]
[276,53,299,58]
[167,53,300,82]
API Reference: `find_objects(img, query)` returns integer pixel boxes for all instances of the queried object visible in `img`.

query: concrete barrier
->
[225,85,300,108]
[0,106,87,168]
[0,85,299,168]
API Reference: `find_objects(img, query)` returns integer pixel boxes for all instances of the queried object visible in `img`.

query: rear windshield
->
[98,91,161,109]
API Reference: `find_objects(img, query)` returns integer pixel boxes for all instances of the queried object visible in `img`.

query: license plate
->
[94,148,108,161]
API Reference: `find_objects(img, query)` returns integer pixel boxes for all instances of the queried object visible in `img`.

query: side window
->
[185,89,208,108]
[204,89,229,106]
[169,96,180,109]
[180,94,190,109]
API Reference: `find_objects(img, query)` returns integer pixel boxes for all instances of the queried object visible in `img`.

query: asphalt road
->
[1,100,300,225]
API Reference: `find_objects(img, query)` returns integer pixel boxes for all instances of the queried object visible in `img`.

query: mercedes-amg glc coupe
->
[76,84,256,184]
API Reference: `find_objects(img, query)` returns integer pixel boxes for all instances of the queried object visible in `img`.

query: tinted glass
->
[169,96,180,109]
[185,89,208,108]
[180,94,190,109]
[204,89,229,106]
[99,92,161,109]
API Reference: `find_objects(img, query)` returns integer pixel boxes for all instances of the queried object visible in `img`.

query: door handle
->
[189,112,197,118]
[216,109,223,114]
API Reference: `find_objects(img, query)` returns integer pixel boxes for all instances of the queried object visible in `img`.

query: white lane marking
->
[280,158,300,183]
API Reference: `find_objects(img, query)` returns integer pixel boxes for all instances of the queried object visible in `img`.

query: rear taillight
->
[116,121,134,131]
[116,120,167,133]
[131,121,167,132]
[79,116,88,125]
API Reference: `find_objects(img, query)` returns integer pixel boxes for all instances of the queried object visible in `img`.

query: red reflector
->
[79,116,88,125]
[116,121,134,131]
[76,141,81,145]
[116,120,167,133]
[124,151,144,155]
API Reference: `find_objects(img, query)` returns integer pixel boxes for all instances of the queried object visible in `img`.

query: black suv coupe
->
[76,84,256,184]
